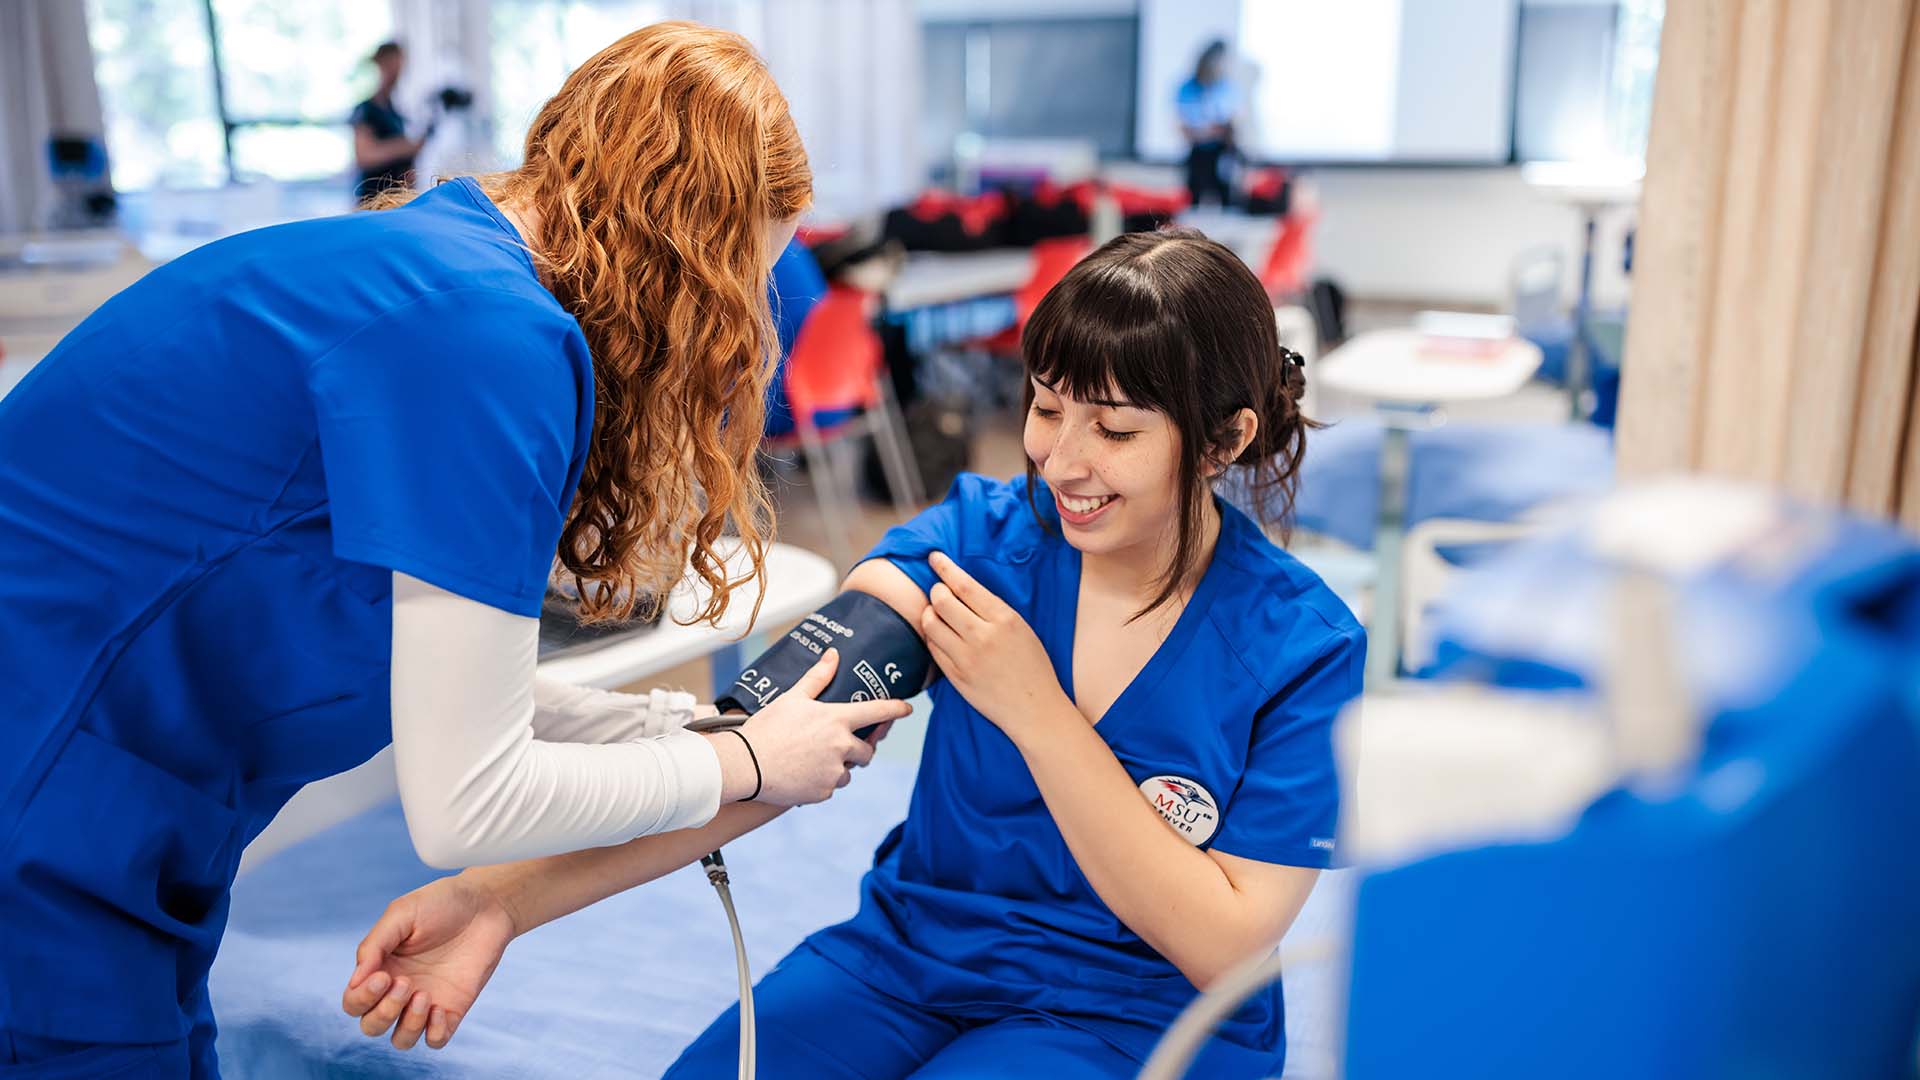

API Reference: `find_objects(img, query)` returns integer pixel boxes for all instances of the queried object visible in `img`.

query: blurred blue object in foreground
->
[1345,481,1920,1080]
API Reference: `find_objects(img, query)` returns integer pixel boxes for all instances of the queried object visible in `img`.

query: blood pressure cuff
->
[714,590,932,735]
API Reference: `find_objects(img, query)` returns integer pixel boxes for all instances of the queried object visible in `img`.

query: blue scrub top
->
[0,177,593,1046]
[1177,77,1240,134]
[806,474,1364,1068]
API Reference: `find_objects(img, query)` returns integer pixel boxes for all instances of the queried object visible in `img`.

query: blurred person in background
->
[1177,40,1241,209]
[353,40,430,204]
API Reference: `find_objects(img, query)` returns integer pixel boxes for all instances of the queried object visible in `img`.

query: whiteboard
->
[1136,0,1518,164]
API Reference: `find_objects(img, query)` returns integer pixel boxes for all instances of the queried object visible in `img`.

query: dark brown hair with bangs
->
[1021,228,1316,618]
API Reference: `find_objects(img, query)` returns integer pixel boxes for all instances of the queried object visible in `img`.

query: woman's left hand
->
[342,872,517,1050]
[922,551,1073,738]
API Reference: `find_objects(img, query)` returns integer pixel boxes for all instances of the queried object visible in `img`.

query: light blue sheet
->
[211,759,1351,1079]
[211,762,917,1078]
[1269,420,1616,552]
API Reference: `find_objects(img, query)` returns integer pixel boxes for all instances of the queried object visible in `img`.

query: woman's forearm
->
[391,574,732,867]
[1010,704,1275,988]
[465,802,786,936]
[530,679,698,742]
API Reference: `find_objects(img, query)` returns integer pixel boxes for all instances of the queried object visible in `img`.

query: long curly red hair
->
[375,22,809,626]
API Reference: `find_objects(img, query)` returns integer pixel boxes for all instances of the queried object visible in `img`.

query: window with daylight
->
[87,0,394,186]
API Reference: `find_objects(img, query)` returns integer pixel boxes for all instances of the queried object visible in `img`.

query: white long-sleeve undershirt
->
[389,572,722,868]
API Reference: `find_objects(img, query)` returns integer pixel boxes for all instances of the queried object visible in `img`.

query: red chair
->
[785,285,883,425]
[1104,181,1190,224]
[976,234,1093,355]
[774,284,923,567]
[794,223,851,247]
[1259,210,1319,301]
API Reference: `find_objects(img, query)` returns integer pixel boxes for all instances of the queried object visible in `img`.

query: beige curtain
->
[1616,0,1920,532]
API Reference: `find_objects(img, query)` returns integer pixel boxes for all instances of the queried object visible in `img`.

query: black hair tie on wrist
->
[725,728,762,802]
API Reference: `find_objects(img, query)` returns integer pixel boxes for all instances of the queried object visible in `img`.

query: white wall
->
[918,0,1637,309]
[1311,167,1634,308]
[1108,160,1634,308]
[918,0,1136,19]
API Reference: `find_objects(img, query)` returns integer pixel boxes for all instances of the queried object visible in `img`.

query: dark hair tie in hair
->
[1280,346,1306,370]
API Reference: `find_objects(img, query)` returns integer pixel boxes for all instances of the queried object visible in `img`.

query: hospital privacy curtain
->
[1616,0,1920,533]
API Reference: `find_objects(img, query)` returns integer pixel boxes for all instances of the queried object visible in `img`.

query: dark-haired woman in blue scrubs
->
[347,229,1364,1078]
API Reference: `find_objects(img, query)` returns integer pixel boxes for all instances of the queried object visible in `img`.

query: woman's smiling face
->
[1023,376,1184,560]
[1017,228,1305,616]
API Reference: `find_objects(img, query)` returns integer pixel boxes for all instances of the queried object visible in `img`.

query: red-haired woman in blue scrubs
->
[0,25,902,1077]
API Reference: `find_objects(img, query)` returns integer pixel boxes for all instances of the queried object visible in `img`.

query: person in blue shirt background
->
[0,23,910,1078]
[349,228,1364,1077]
[1178,40,1242,208]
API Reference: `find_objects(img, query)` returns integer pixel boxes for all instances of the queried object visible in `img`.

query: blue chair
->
[1510,248,1575,385]
[1584,309,1625,430]
[1511,247,1626,429]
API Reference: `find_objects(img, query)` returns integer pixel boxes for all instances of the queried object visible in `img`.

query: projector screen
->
[1137,0,1518,164]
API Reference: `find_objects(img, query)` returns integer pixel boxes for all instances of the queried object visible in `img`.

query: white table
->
[1316,330,1544,686]
[884,248,1034,311]
[0,251,152,323]
[539,540,840,689]
[1174,208,1279,266]
[242,540,839,869]
[0,228,129,265]
[1317,329,1544,406]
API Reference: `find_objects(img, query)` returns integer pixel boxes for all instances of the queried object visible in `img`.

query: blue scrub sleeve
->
[860,473,1026,595]
[310,288,590,616]
[1210,628,1365,868]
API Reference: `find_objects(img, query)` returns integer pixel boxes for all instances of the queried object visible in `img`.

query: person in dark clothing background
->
[352,41,431,205]
[1177,40,1240,208]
